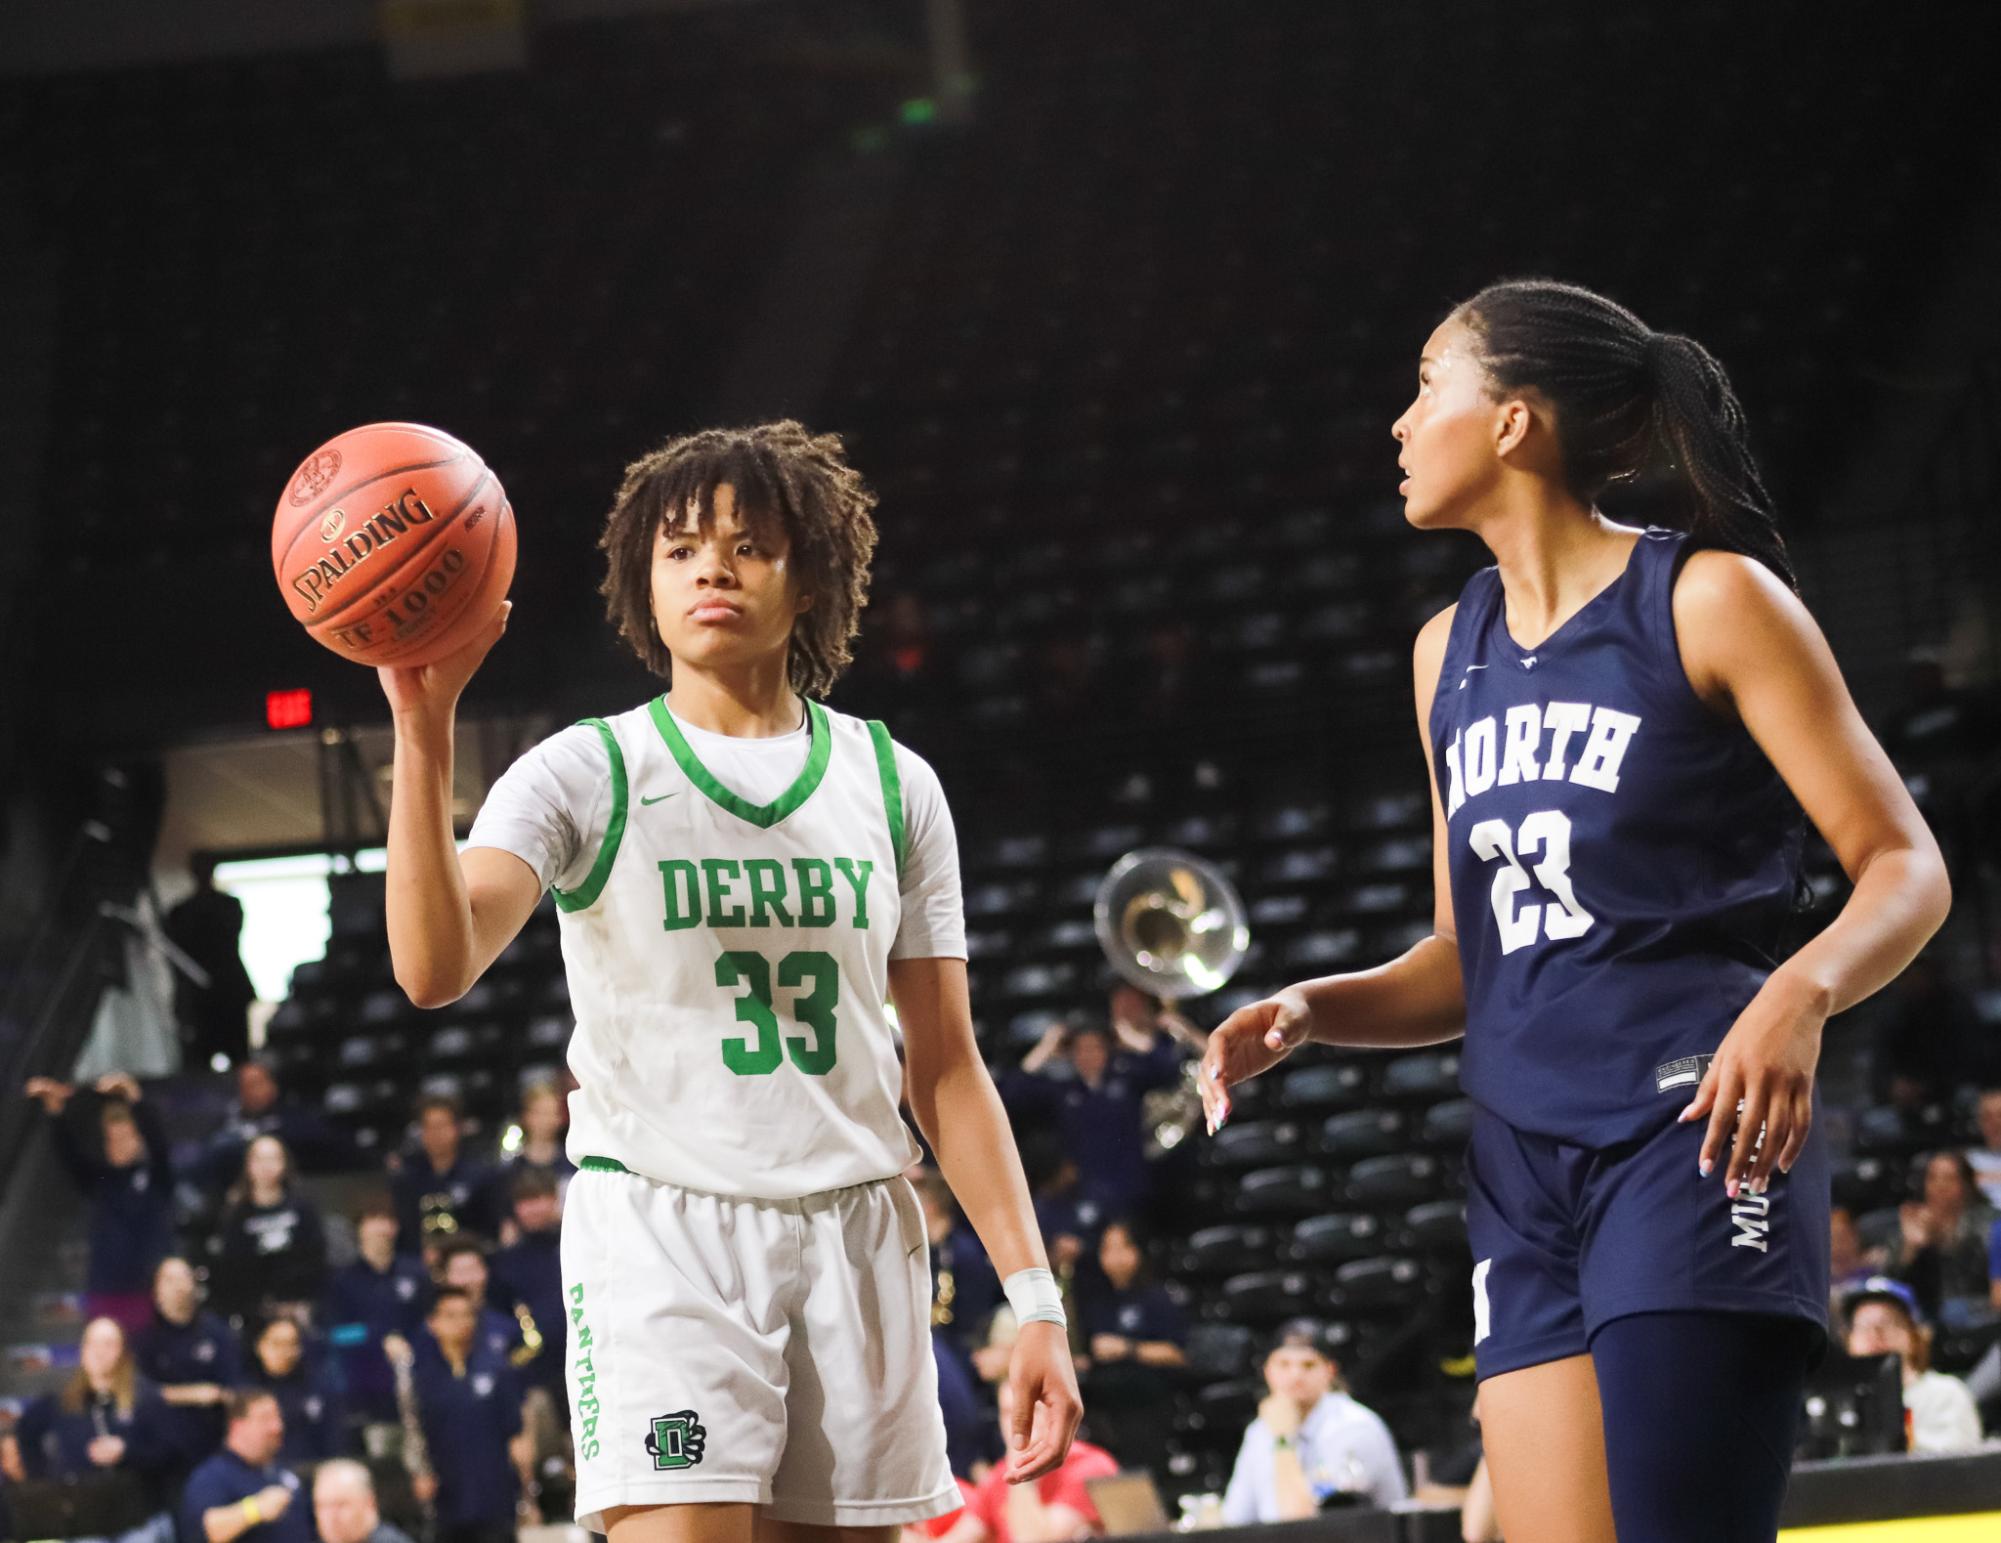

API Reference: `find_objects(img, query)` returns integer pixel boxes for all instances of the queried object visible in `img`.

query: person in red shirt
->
[944,1382,1118,1543]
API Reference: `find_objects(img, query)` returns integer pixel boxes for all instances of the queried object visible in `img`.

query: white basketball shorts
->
[560,1161,957,1529]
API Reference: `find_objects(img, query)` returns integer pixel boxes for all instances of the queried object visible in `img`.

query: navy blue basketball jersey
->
[1428,527,1803,1146]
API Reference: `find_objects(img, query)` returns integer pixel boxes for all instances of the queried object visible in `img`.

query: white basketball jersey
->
[551,697,920,1199]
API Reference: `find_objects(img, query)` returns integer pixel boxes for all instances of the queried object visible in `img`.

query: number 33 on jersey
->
[545,699,926,1199]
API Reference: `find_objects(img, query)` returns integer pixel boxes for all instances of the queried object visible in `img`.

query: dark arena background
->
[2,2,1999,1540]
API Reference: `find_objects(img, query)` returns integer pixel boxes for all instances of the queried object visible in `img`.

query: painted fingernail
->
[1699,1158,1712,1178]
[1726,1179,1739,1199]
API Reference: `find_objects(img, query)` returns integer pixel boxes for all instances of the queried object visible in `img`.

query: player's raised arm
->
[382,602,540,1008]
[1199,604,1467,1129]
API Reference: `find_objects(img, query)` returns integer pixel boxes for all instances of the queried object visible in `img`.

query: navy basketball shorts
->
[1464,1097,1830,1380]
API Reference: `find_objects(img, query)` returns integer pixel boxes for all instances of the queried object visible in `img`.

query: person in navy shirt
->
[196,1060,354,1193]
[320,1198,429,1428]
[389,1096,502,1265]
[246,1317,345,1466]
[1002,1005,1188,1217]
[179,1390,310,1543]
[25,1072,177,1334]
[487,1169,565,1412]
[435,1238,534,1370]
[0,1317,174,1497]
[915,1165,1002,1357]
[1080,1220,1186,1365]
[1077,1219,1186,1479]
[406,1287,531,1543]
[1200,278,1953,1542]
[132,1256,240,1479]
[494,1080,575,1224]
[205,1136,328,1327]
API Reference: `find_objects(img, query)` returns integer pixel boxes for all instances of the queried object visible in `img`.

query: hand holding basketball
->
[379,600,512,726]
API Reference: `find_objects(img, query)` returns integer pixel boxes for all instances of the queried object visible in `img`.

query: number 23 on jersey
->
[1467,811,1595,954]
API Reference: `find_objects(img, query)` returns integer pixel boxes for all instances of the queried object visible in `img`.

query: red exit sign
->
[266,689,313,730]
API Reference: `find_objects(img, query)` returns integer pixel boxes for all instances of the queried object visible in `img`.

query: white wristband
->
[1003,1267,1067,1328]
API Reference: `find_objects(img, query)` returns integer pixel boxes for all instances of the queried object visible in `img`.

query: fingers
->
[1007,1389,1080,1483]
[1774,1086,1813,1176]
[1697,1062,1743,1181]
[1264,996,1310,1053]
[1006,1371,1033,1458]
[1725,1077,1770,1197]
[1676,1061,1718,1125]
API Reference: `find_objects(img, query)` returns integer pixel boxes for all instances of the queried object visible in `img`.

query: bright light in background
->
[214,848,392,1003]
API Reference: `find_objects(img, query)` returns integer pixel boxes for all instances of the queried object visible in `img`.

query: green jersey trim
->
[646,696,833,829]
[551,717,628,914]
[866,720,907,880]
[579,1154,631,1174]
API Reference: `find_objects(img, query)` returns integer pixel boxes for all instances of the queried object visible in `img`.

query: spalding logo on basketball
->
[272,423,516,669]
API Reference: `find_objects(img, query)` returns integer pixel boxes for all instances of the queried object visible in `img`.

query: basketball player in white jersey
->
[381,422,1081,1543]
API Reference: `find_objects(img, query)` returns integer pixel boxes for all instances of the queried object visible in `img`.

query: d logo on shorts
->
[646,1411,708,1470]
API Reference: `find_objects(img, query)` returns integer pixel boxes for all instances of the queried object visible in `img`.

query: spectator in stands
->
[312,1459,417,1543]
[1967,1087,2001,1210]
[1018,1132,1102,1292]
[133,1256,240,1479]
[1004,1008,1186,1218]
[389,1095,501,1260]
[497,1080,574,1220]
[1829,1205,1883,1308]
[488,1169,566,1410]
[1843,1276,1983,1454]
[246,1318,344,1466]
[1077,1218,1185,1481]
[198,1061,353,1191]
[179,1389,309,1543]
[1889,1150,1997,1320]
[163,856,257,1073]
[435,1237,534,1369]
[321,1198,430,1434]
[407,1287,535,1543]
[941,1378,1117,1543]
[205,1136,328,1326]
[918,1165,1003,1357]
[25,1072,176,1334]
[1081,1220,1187,1369]
[0,1317,173,1500]
[1221,1319,1408,1520]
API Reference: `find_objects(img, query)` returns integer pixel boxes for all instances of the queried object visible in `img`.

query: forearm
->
[1772,846,1950,1020]
[1134,1341,1185,1366]
[1272,1445,1318,1519]
[202,1502,255,1543]
[911,1052,1047,1280]
[1296,932,1466,1049]
[386,714,475,1007]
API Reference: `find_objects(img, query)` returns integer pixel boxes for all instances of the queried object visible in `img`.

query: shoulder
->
[1413,602,1459,698]
[1670,547,1819,702]
[1414,601,1458,663]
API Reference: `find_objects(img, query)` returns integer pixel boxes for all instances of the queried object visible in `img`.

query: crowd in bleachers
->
[8,928,2001,1542]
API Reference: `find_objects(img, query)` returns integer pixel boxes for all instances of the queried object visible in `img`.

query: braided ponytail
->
[1643,331,1797,593]
[1454,279,1798,594]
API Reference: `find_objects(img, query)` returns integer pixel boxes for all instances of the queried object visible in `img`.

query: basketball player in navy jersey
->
[1199,280,1951,1542]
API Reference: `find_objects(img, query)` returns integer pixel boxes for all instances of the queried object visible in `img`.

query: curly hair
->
[598,421,879,699]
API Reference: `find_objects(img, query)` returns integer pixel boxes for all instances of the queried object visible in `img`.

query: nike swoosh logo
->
[639,792,679,806]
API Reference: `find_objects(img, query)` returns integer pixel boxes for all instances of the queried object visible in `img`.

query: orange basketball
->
[272,422,516,668]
